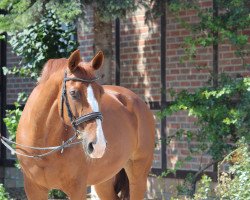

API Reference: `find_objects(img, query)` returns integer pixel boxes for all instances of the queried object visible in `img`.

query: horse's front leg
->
[62,179,87,200]
[23,175,49,200]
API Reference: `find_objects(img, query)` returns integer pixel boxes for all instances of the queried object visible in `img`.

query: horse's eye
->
[69,89,80,99]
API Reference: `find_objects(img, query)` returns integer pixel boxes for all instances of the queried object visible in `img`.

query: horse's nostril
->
[88,142,94,154]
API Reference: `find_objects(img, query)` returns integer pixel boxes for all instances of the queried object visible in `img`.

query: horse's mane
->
[39,58,67,84]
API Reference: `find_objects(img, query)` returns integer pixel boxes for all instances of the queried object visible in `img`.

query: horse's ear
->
[68,50,82,72]
[90,51,104,70]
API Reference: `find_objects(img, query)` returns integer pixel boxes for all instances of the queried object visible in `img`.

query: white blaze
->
[86,85,106,158]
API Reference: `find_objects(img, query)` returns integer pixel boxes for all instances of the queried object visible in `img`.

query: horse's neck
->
[20,80,65,147]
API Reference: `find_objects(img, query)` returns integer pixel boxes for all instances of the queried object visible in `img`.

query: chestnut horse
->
[16,50,155,200]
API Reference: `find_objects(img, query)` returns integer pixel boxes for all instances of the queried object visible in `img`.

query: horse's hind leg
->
[124,157,153,200]
[23,175,48,200]
[94,177,120,200]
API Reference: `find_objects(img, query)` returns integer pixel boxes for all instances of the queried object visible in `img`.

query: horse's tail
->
[114,168,129,199]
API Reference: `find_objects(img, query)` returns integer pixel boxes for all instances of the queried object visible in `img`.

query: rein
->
[0,134,80,158]
[0,70,103,158]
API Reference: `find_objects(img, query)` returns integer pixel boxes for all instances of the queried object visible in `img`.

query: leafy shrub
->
[216,138,250,199]
[3,104,22,141]
[0,184,10,200]
[170,138,250,200]
[3,92,27,140]
[49,189,67,199]
[193,175,213,200]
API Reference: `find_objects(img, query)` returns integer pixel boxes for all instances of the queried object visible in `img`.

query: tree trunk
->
[93,7,113,85]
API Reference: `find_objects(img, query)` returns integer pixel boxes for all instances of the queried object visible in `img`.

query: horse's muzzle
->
[87,140,107,159]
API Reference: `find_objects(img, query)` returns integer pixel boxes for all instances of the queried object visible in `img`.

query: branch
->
[190,159,221,197]
[193,159,220,181]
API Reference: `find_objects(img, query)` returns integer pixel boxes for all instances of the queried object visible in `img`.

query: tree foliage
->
[3,10,78,79]
[0,0,146,33]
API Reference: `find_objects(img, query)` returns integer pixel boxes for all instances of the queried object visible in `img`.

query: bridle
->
[60,70,103,135]
[0,70,103,158]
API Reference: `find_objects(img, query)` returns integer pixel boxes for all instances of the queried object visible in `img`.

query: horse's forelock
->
[79,62,96,78]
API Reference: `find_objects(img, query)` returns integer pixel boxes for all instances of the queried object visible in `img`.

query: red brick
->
[168,43,180,49]
[231,59,242,65]
[167,50,177,56]
[180,82,191,87]
[170,69,180,74]
[191,81,201,87]
[186,10,197,16]
[200,1,212,7]
[223,52,235,59]
[242,30,250,35]
[180,30,190,36]
[169,31,180,36]
[166,75,177,81]
[180,69,190,74]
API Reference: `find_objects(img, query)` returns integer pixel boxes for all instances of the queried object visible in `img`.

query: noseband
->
[60,70,103,134]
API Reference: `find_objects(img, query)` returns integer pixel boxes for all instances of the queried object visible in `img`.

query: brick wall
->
[165,1,213,171]
[78,6,94,62]
[77,6,118,85]
[4,0,250,175]
[120,10,161,102]
[164,0,249,171]
[109,0,249,172]
[6,44,35,104]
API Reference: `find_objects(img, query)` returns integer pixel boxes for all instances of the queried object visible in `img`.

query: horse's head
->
[61,50,106,159]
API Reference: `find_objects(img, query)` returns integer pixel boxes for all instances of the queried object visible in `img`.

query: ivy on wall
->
[168,0,250,65]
